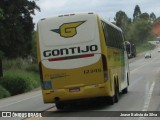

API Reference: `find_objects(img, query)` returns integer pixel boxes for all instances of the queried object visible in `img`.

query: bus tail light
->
[102,54,108,80]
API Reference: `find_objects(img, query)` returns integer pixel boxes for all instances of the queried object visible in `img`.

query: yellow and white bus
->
[37,13,130,109]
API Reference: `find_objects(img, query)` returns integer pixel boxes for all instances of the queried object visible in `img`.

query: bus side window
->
[101,21,109,46]
[103,22,108,46]
[116,30,121,49]
[0,59,3,77]
[107,24,114,47]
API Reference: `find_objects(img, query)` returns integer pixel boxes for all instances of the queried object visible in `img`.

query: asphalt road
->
[0,46,160,120]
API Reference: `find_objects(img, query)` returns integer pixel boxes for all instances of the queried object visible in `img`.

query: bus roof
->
[38,12,122,32]
[38,12,97,23]
[100,17,122,32]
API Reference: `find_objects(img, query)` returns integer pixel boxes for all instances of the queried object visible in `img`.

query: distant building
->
[152,17,160,36]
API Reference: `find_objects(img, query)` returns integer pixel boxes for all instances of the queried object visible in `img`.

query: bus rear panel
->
[37,13,108,103]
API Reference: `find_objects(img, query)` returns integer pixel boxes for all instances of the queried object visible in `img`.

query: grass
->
[0,58,40,98]
[136,42,156,53]
[6,69,40,88]
[0,85,10,99]
[0,70,40,95]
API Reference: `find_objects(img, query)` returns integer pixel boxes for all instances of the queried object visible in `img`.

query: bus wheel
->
[114,83,119,103]
[122,74,129,94]
[127,74,129,86]
[56,102,65,110]
[108,96,115,105]
[122,87,128,94]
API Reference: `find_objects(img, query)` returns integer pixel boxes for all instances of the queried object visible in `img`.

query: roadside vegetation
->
[0,2,158,99]
[136,42,156,53]
[0,0,40,98]
[114,5,157,45]
[0,58,40,98]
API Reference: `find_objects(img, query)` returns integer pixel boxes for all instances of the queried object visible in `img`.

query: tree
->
[139,12,149,21]
[114,10,131,39]
[0,0,40,58]
[150,12,156,23]
[133,5,141,21]
[0,8,3,19]
[126,19,153,44]
[114,11,128,27]
[114,11,130,33]
[31,30,37,62]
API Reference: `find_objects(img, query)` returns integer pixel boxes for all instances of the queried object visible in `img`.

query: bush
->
[0,70,34,96]
[0,85,10,99]
[0,50,4,59]
[25,64,39,73]
[0,58,41,97]
[136,42,155,53]
[2,58,27,70]
[2,58,39,73]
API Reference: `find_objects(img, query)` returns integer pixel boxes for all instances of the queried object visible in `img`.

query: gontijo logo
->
[51,21,86,38]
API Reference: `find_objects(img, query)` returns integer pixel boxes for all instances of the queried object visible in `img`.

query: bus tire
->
[56,102,65,110]
[114,82,119,103]
[127,74,129,86]
[122,87,128,94]
[122,74,129,94]
[108,96,115,105]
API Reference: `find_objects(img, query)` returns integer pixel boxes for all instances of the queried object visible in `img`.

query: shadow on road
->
[42,94,126,117]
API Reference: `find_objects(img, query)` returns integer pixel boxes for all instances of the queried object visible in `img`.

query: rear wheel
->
[122,87,128,94]
[114,82,119,103]
[108,96,115,105]
[122,74,129,94]
[108,80,119,104]
[56,102,65,110]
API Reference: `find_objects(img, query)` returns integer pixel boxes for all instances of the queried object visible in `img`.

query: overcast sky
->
[33,0,160,24]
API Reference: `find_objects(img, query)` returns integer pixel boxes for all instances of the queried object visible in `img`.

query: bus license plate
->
[69,87,80,92]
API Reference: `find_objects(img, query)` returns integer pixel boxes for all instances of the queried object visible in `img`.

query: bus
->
[37,13,130,109]
[125,41,136,58]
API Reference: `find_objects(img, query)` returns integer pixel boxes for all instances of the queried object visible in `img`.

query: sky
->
[33,0,160,24]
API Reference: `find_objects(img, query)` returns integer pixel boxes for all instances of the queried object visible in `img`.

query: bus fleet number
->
[84,68,101,74]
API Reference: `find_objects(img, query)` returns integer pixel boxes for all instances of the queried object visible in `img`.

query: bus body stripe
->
[48,54,94,62]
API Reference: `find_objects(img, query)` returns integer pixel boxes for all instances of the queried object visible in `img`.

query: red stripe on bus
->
[48,57,64,61]
[48,54,94,62]
[80,54,94,58]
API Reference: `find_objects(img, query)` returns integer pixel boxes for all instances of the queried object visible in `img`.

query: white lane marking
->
[142,81,155,111]
[0,94,41,109]
[137,81,155,120]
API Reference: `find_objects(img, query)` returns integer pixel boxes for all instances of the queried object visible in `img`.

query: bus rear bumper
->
[42,84,109,103]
